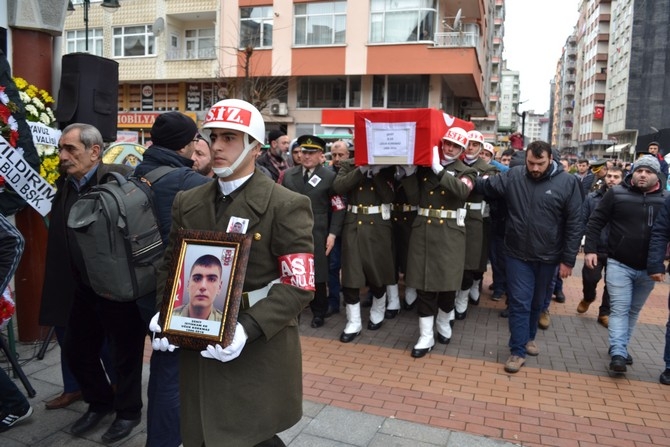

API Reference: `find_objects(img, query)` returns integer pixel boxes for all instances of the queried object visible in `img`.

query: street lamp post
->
[67,0,121,53]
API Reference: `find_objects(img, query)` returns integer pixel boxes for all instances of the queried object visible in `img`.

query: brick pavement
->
[298,254,670,447]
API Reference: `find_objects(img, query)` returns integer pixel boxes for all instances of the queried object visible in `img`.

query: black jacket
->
[475,160,583,266]
[647,195,670,275]
[582,185,609,256]
[134,146,212,243]
[585,176,666,270]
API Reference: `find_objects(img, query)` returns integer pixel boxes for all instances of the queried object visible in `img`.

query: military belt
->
[348,205,381,215]
[392,204,418,213]
[417,208,457,219]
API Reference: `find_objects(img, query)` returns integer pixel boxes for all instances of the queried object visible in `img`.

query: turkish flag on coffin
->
[354,108,474,166]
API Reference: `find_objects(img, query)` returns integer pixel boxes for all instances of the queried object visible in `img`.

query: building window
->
[294,1,346,46]
[297,76,361,108]
[185,28,215,59]
[65,29,103,56]
[372,75,429,108]
[113,25,155,57]
[240,6,273,49]
[370,0,437,43]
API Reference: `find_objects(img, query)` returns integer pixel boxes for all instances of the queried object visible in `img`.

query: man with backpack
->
[48,123,146,443]
[133,111,212,447]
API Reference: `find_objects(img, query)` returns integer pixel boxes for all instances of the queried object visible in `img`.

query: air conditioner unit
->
[270,102,288,116]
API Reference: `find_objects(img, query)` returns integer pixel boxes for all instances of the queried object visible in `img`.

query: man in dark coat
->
[281,135,344,328]
[401,127,477,358]
[43,124,146,442]
[476,140,583,374]
[151,99,314,446]
[256,129,290,182]
[333,159,395,343]
[134,111,211,447]
[585,155,666,374]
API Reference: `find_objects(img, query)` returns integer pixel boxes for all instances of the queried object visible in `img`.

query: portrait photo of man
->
[174,254,225,322]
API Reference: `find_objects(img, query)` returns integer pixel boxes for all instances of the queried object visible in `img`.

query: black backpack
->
[67,166,175,301]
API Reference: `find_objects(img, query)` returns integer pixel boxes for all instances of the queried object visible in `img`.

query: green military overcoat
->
[333,160,396,288]
[156,171,314,447]
[462,158,499,271]
[402,163,477,292]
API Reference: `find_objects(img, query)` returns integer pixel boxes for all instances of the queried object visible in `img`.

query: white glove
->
[431,146,444,175]
[200,323,248,362]
[149,312,178,352]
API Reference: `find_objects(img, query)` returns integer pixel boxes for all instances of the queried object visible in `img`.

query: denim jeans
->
[146,350,181,447]
[488,232,506,296]
[506,256,558,357]
[605,258,656,358]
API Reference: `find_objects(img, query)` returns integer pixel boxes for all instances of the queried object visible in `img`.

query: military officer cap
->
[297,135,326,152]
[589,159,607,168]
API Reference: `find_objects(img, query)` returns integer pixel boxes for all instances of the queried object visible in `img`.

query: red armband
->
[278,253,316,291]
[330,195,346,211]
[460,176,473,191]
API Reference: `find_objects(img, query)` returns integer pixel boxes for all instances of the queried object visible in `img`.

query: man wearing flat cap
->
[257,129,290,182]
[281,135,345,328]
[585,155,666,375]
[133,111,212,446]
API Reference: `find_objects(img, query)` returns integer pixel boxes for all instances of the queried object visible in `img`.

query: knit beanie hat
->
[267,129,285,144]
[151,112,198,150]
[632,155,661,175]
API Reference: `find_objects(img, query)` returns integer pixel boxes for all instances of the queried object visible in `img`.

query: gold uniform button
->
[358,221,363,225]
[441,191,446,195]
[423,177,428,181]
[427,219,432,224]
[359,187,363,191]
[428,204,433,209]
[370,187,374,191]
[440,206,445,210]
[254,233,261,241]
[429,191,434,195]
[439,219,444,224]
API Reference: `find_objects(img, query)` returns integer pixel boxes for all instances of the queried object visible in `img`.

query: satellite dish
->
[152,17,165,36]
[453,9,462,31]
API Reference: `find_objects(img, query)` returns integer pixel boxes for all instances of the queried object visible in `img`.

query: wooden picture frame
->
[158,229,251,350]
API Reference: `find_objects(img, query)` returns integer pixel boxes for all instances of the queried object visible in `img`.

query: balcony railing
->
[165,48,216,61]
[433,32,479,49]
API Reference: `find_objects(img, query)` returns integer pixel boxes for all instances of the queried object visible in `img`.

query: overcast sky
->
[502,0,581,114]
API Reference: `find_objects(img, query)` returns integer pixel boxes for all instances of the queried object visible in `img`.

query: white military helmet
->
[200,98,265,147]
[200,99,266,178]
[482,142,495,156]
[442,126,469,150]
[467,130,485,146]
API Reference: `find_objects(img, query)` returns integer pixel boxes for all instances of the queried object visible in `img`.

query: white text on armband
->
[460,176,474,191]
[278,253,316,291]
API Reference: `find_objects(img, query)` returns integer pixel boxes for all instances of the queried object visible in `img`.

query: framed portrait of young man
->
[158,229,251,350]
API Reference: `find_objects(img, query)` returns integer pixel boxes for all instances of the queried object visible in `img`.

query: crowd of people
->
[1,100,670,445]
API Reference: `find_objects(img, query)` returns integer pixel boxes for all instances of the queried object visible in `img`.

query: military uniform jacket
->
[333,159,395,288]
[462,158,499,271]
[402,162,477,292]
[281,164,344,283]
[156,172,314,447]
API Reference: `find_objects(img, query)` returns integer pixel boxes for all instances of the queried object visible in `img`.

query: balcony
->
[563,100,574,109]
[165,48,216,61]
[561,126,573,134]
[433,32,479,49]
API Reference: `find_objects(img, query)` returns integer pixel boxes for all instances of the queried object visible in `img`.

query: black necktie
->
[303,169,310,184]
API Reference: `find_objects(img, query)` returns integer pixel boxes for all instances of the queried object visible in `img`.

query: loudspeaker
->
[55,53,119,142]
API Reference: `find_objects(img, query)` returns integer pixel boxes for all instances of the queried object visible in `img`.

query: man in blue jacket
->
[134,111,212,447]
[475,141,583,373]
[585,155,666,374]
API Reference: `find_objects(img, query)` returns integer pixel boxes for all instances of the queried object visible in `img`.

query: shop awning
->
[605,143,632,154]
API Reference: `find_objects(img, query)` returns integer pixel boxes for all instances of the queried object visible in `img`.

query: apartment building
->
[552,32,577,157]
[63,0,495,144]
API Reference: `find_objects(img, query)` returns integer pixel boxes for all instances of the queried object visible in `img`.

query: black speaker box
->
[55,53,119,142]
